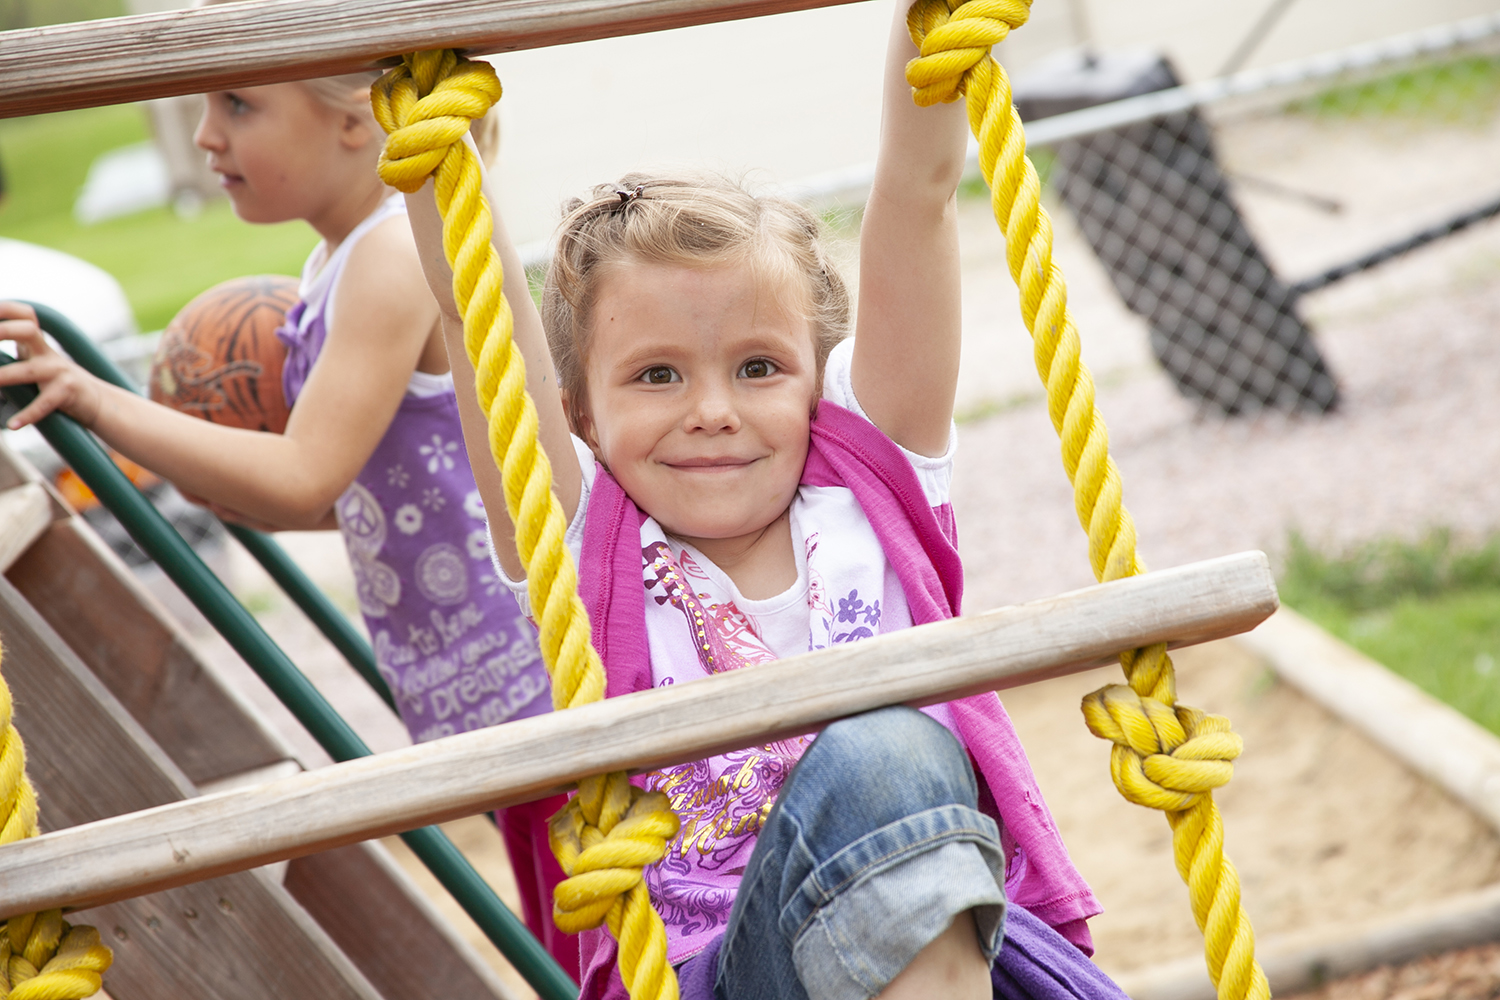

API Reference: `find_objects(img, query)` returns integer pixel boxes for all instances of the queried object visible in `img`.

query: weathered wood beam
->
[0,551,1277,917]
[0,0,869,119]
[0,483,51,574]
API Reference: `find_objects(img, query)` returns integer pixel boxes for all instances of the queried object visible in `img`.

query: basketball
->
[150,274,299,433]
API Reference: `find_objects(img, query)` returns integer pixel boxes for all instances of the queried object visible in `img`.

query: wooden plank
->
[7,518,299,786]
[1,566,200,824]
[285,842,519,1000]
[69,871,387,1000]
[0,551,1280,916]
[0,0,868,118]
[0,483,51,574]
[0,434,74,521]
[0,574,386,1000]
[1238,607,1500,833]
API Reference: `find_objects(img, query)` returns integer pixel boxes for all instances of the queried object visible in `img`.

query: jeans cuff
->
[789,814,1007,1000]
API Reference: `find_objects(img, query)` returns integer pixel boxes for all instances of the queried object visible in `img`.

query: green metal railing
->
[1,304,577,1000]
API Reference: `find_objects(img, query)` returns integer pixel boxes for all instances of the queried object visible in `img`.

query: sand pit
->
[1001,640,1500,977]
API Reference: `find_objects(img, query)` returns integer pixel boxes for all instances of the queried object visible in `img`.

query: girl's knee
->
[803,706,978,809]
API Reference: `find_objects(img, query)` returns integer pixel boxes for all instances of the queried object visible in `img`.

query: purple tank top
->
[276,197,551,742]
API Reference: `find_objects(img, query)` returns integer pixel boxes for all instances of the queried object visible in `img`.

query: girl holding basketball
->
[0,68,576,971]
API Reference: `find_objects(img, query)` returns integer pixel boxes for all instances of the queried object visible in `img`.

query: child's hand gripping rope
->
[369,51,682,1000]
[903,1,1267,997]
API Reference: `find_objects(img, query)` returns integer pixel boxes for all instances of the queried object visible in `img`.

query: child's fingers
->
[0,316,48,357]
[4,379,72,430]
[0,301,38,324]
[0,355,44,387]
[0,356,99,429]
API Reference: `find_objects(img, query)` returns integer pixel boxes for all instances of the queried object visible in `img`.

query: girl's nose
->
[685,380,740,434]
[193,105,224,152]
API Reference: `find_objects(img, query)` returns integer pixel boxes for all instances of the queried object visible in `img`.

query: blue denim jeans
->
[710,706,1009,1000]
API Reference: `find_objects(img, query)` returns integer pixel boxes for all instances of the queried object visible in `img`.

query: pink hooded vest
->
[572,400,1101,998]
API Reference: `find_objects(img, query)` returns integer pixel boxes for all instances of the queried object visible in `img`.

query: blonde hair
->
[196,0,500,165]
[305,73,501,166]
[542,172,851,434]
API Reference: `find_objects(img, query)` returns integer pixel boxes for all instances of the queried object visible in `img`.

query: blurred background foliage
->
[0,0,123,29]
[0,104,316,331]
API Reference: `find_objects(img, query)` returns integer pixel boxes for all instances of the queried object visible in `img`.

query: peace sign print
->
[336,482,387,556]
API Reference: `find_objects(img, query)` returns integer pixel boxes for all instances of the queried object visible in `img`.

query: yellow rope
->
[904,1,1268,996]
[0,643,113,1000]
[371,51,681,1000]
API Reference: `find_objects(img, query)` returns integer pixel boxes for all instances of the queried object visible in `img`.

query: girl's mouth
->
[210,164,245,188]
[664,456,758,472]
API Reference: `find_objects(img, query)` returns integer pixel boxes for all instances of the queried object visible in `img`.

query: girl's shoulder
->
[300,197,410,315]
[332,213,432,325]
[820,337,956,508]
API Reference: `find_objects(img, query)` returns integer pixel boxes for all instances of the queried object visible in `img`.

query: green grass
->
[1288,54,1500,124]
[1280,531,1500,734]
[0,105,318,332]
[1,0,124,31]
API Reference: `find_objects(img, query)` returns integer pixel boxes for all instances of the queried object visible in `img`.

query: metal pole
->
[1291,193,1500,296]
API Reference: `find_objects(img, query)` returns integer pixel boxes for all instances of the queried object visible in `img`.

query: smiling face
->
[193,83,367,226]
[576,260,818,546]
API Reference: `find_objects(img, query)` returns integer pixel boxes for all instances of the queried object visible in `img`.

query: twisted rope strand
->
[0,644,112,1000]
[905,2,1268,996]
[372,53,679,1000]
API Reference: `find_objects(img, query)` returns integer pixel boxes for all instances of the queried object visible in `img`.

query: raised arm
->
[400,141,581,581]
[851,0,969,457]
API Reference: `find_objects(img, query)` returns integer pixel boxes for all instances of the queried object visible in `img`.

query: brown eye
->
[740,359,775,379]
[641,366,678,384]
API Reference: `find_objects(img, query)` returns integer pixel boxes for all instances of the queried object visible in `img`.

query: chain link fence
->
[1011,14,1500,416]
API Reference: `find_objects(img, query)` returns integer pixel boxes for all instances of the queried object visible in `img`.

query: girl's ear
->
[562,387,605,462]
[339,111,375,151]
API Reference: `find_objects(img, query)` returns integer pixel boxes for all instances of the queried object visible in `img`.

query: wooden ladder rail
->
[0,0,868,118]
[0,550,1278,918]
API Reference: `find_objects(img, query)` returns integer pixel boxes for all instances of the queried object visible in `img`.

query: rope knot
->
[371,50,502,193]
[548,772,680,935]
[904,0,1032,106]
[1,915,114,1000]
[1082,685,1243,813]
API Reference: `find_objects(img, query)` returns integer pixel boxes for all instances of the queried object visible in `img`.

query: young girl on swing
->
[402,0,1132,995]
[0,66,576,972]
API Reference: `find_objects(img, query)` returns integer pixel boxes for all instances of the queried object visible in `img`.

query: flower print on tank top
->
[638,542,811,952]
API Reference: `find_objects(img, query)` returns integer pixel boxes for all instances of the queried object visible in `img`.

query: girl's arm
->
[0,219,437,530]
[850,1,969,458]
[400,143,581,582]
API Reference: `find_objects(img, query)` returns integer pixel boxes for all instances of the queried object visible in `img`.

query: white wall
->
[484,0,894,244]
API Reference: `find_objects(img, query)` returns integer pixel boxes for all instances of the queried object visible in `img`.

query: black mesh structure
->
[1015,52,1340,415]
